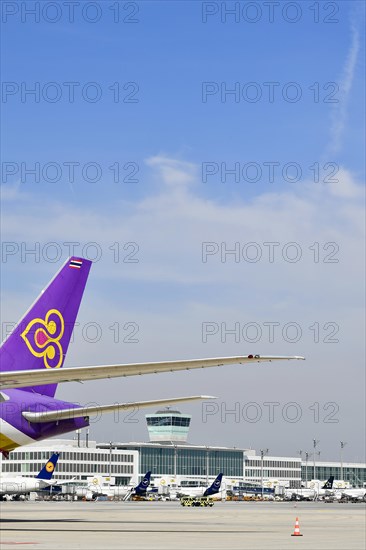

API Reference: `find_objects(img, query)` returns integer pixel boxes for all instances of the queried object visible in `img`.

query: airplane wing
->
[22,395,215,423]
[0,355,304,390]
[39,478,77,487]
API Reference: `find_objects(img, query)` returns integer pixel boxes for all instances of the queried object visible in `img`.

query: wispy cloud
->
[327,16,362,154]
[145,156,197,188]
[1,156,364,289]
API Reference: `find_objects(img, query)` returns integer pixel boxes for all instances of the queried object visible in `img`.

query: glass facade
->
[140,447,175,476]
[302,464,366,486]
[116,445,244,477]
[146,416,191,427]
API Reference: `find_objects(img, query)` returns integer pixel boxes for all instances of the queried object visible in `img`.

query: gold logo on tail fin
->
[45,461,55,473]
[21,309,64,369]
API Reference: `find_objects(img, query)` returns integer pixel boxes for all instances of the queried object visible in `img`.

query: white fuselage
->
[0,476,51,495]
[285,480,335,500]
[284,488,316,500]
[177,487,209,497]
[340,488,366,500]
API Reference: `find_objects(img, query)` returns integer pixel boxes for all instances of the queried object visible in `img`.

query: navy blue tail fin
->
[36,453,60,480]
[135,471,151,495]
[322,475,334,489]
[203,473,223,496]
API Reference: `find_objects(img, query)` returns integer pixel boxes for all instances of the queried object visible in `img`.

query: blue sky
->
[3,1,364,187]
[1,1,365,461]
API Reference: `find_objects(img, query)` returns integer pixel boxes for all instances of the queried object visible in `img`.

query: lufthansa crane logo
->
[45,462,55,473]
[21,309,64,369]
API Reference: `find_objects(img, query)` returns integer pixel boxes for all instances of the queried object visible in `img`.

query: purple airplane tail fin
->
[0,257,92,397]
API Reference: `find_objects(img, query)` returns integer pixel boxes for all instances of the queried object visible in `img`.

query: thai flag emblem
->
[69,259,83,269]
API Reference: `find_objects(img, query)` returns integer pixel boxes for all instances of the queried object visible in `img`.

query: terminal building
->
[1,408,365,489]
[0,438,139,485]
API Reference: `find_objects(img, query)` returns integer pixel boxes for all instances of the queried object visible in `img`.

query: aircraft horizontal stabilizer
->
[47,477,77,486]
[22,395,216,423]
[0,355,305,390]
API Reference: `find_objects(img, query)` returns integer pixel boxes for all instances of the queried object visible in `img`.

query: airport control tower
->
[145,408,191,442]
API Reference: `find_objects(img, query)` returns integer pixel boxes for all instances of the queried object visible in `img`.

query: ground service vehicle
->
[180,496,214,507]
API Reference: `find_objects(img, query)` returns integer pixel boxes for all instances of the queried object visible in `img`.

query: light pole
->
[260,449,269,499]
[206,447,209,486]
[109,441,113,478]
[340,442,347,482]
[305,452,312,486]
[312,439,320,480]
[316,451,321,491]
[173,445,177,479]
[297,451,303,489]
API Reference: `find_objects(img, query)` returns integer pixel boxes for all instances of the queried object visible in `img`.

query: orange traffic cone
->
[291,517,303,536]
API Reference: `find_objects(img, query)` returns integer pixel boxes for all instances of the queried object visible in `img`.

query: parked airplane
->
[75,471,152,500]
[0,257,304,456]
[284,476,334,500]
[337,487,366,501]
[0,452,59,497]
[177,473,223,498]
